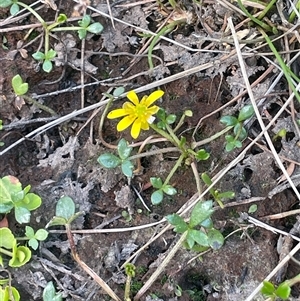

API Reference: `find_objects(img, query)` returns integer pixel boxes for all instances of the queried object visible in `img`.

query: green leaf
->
[46,216,68,227]
[185,233,195,249]
[157,108,166,120]
[150,177,163,189]
[32,51,45,61]
[0,120,3,130]
[45,49,57,60]
[156,121,166,130]
[275,282,291,299]
[113,87,125,97]
[261,281,275,295]
[9,244,31,267]
[238,105,254,122]
[21,192,42,211]
[162,185,177,196]
[233,123,247,140]
[121,160,134,177]
[0,227,16,249]
[97,153,121,168]
[248,204,258,213]
[187,229,209,247]
[35,229,48,241]
[189,200,214,228]
[43,60,53,73]
[78,29,87,39]
[195,149,210,161]
[151,190,163,205]
[1,286,20,301]
[10,3,19,15]
[0,175,22,203]
[28,238,39,250]
[56,196,75,220]
[207,228,224,250]
[25,226,35,238]
[14,206,30,224]
[200,217,213,229]
[166,214,188,233]
[117,138,132,160]
[0,0,13,8]
[166,114,176,124]
[11,74,28,96]
[43,282,62,301]
[220,115,238,126]
[87,22,104,34]
[201,173,212,186]
[78,15,90,28]
[56,13,67,24]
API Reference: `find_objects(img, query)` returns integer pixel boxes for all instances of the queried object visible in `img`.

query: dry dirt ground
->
[1,1,300,301]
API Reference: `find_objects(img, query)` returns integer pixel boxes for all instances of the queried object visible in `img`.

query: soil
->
[1,1,300,301]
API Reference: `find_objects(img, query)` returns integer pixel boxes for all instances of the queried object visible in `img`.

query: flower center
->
[135,104,147,117]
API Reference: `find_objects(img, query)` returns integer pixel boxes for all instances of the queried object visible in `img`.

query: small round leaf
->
[238,105,254,122]
[97,153,121,168]
[151,190,163,205]
[207,228,224,250]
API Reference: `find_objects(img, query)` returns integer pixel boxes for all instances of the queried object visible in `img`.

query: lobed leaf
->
[166,214,188,233]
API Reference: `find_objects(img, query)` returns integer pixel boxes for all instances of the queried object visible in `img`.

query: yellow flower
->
[107,90,164,139]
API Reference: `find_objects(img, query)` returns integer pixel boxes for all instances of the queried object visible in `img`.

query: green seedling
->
[98,138,134,177]
[0,227,31,268]
[150,177,177,205]
[261,280,291,300]
[47,197,120,301]
[23,226,48,250]
[0,1,103,72]
[46,196,82,228]
[0,280,20,301]
[220,104,254,152]
[166,200,224,251]
[156,108,177,131]
[261,273,300,300]
[42,281,63,301]
[0,175,42,224]
[11,74,28,96]
[124,263,136,301]
[201,173,235,208]
[32,49,57,73]
[11,74,57,116]
[273,128,287,141]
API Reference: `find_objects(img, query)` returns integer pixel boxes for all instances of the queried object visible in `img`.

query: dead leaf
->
[277,162,295,184]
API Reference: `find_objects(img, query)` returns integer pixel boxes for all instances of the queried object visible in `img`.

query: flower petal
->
[131,119,141,139]
[123,102,136,113]
[127,90,139,106]
[117,115,136,131]
[146,105,159,115]
[144,90,164,107]
[107,108,128,119]
[141,119,150,130]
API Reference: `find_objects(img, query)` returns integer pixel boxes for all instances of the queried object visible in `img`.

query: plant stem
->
[124,275,132,301]
[150,123,177,146]
[23,95,58,116]
[17,2,46,27]
[148,19,186,69]
[165,123,181,147]
[0,247,13,257]
[163,152,185,186]
[191,161,202,195]
[191,126,233,149]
